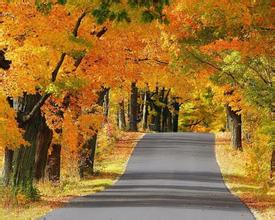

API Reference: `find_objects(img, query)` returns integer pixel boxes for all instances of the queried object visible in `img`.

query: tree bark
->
[161,88,170,132]
[12,94,45,190]
[103,88,110,119]
[167,111,173,132]
[162,107,169,132]
[129,82,138,131]
[34,121,52,181]
[47,144,61,182]
[226,105,242,150]
[150,86,162,132]
[172,100,180,132]
[79,133,98,178]
[118,100,126,130]
[141,88,149,131]
[3,148,14,186]
[89,134,97,174]
[225,106,232,132]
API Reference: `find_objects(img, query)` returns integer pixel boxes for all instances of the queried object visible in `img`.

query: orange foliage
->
[0,94,27,151]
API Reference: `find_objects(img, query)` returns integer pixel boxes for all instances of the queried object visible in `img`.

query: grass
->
[0,131,143,220]
[215,132,275,220]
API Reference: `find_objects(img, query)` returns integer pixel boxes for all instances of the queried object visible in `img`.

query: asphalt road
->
[43,133,255,220]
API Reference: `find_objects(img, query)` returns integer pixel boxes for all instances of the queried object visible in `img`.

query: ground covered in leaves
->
[0,132,143,220]
[215,133,275,220]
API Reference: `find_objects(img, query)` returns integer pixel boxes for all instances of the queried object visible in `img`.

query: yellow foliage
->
[216,133,275,219]
[0,93,27,152]
[61,110,79,153]
[78,113,103,140]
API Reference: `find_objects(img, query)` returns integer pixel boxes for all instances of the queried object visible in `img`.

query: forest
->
[0,0,274,219]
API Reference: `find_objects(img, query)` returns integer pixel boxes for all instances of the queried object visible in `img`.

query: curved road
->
[44,133,254,220]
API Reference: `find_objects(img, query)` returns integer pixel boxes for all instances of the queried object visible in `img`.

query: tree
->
[163,0,273,148]
[0,0,170,194]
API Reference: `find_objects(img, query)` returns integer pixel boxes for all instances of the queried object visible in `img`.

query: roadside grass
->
[215,132,275,220]
[0,132,143,220]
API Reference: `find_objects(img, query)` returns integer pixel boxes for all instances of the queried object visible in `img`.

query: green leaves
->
[92,3,131,24]
[45,83,60,95]
[57,0,67,5]
[68,50,86,60]
[220,51,245,83]
[141,11,155,23]
[69,35,92,49]
[128,0,170,9]
[45,77,86,96]
[35,0,52,15]
[91,0,169,24]
[223,51,242,64]
[35,0,66,14]
[92,3,112,24]
[116,10,131,22]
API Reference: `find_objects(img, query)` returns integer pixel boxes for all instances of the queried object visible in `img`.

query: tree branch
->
[164,88,171,100]
[127,57,169,65]
[51,53,66,82]
[73,12,87,37]
[185,119,203,127]
[247,64,271,86]
[22,93,51,122]
[23,12,87,122]
[187,50,243,88]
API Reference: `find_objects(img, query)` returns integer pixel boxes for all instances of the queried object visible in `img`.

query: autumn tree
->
[162,0,273,148]
[0,0,170,195]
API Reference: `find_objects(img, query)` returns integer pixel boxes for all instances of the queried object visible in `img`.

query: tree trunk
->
[157,88,165,132]
[3,148,14,186]
[79,133,98,178]
[47,144,61,182]
[150,86,162,132]
[150,110,161,132]
[232,115,242,149]
[34,121,52,181]
[172,100,180,132]
[226,105,242,150]
[161,88,170,132]
[167,111,173,132]
[225,106,232,132]
[129,82,138,131]
[103,88,110,119]
[44,94,70,182]
[89,134,97,174]
[162,107,169,132]
[13,94,45,191]
[78,88,109,178]
[118,100,126,130]
[141,89,148,131]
